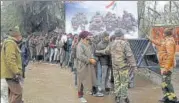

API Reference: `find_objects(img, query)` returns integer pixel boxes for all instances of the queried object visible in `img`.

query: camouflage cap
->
[114,28,124,37]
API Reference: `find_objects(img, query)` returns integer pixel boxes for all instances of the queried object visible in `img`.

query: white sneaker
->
[80,97,87,103]
[93,92,104,97]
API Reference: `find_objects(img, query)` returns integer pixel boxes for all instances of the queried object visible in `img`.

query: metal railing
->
[127,39,161,74]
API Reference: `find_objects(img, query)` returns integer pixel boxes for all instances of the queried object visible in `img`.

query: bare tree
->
[138,1,179,38]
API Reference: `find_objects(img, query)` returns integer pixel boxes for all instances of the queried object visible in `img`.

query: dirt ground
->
[23,62,178,103]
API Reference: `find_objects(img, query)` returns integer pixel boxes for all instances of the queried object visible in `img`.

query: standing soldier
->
[96,29,136,103]
[148,28,178,103]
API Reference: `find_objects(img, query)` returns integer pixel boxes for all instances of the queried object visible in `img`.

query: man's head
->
[110,35,116,42]
[73,34,78,39]
[102,31,109,42]
[164,28,173,37]
[9,28,22,43]
[79,31,91,44]
[114,28,124,39]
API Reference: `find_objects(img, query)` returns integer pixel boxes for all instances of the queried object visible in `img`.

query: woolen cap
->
[8,27,21,36]
[114,28,124,37]
[79,31,91,39]
[102,31,109,37]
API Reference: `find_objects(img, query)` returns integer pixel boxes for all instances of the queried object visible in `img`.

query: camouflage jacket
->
[96,39,136,70]
[150,36,176,70]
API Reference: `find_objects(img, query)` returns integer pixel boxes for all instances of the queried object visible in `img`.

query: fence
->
[127,39,161,74]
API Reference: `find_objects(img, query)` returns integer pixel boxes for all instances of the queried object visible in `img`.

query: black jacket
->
[95,40,110,65]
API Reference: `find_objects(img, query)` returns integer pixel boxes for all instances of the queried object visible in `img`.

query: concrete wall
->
[137,68,162,85]
[137,67,179,97]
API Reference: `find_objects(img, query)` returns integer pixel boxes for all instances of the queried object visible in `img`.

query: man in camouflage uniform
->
[96,29,136,103]
[148,28,178,103]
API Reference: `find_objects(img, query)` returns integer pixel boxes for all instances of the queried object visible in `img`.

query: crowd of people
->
[28,32,72,67]
[1,27,178,103]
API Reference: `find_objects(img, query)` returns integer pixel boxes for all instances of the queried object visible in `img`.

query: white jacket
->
[61,35,67,44]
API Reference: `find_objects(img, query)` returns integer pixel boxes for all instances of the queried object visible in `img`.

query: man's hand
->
[161,69,168,75]
[134,67,138,72]
[146,35,151,40]
[15,74,21,78]
[95,50,102,54]
[13,74,22,83]
[89,58,96,65]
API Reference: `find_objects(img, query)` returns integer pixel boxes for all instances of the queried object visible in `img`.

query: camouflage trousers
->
[113,69,129,101]
[161,69,178,102]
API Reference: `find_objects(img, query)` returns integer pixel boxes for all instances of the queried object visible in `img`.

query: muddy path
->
[22,63,179,103]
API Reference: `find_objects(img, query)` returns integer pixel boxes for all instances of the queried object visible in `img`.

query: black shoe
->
[159,99,178,103]
[115,96,120,103]
[125,97,130,103]
[105,88,110,92]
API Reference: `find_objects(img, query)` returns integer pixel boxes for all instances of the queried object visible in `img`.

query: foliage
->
[1,1,65,37]
[1,1,22,33]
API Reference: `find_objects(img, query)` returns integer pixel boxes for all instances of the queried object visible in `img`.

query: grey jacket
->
[96,40,110,65]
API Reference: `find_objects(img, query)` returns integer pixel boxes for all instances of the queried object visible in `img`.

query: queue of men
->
[1,27,178,103]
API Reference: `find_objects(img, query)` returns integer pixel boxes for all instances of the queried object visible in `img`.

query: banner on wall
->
[151,26,179,52]
[65,1,138,38]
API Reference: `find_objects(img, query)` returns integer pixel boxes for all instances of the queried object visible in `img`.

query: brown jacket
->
[150,36,176,70]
